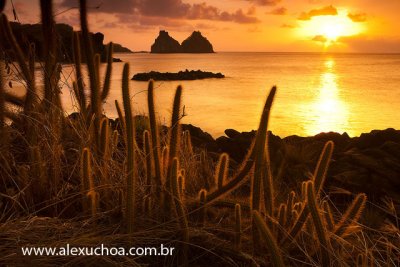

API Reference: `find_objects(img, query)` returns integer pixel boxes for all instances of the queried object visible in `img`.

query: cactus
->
[234,203,242,251]
[72,32,87,114]
[252,87,276,214]
[101,42,113,101]
[322,200,335,231]
[306,181,331,266]
[81,148,96,215]
[313,141,334,195]
[99,117,110,159]
[121,63,136,234]
[283,141,335,246]
[286,191,296,227]
[143,130,153,195]
[215,153,229,189]
[178,174,185,197]
[253,210,285,267]
[199,189,207,226]
[147,80,162,196]
[334,193,367,237]
[170,157,189,266]
[183,130,193,154]
[79,0,101,142]
[166,86,183,198]
[206,87,276,205]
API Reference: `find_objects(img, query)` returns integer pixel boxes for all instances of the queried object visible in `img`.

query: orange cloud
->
[348,13,367,22]
[312,35,328,42]
[267,7,287,15]
[298,5,338,20]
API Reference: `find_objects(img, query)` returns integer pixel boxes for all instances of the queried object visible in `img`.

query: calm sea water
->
[59,52,400,138]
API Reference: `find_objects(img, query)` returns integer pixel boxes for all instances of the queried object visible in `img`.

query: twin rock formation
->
[151,30,214,53]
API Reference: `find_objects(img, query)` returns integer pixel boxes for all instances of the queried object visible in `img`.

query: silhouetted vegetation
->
[0,1,399,266]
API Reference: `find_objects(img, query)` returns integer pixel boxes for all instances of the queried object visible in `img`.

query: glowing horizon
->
[2,0,400,53]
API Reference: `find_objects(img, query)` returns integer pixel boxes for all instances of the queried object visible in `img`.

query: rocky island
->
[151,30,214,53]
[131,70,224,81]
[1,22,132,62]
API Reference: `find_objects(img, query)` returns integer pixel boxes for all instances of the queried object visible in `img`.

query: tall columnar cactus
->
[79,0,101,145]
[306,181,331,266]
[72,32,87,115]
[81,148,96,215]
[286,191,296,227]
[147,80,162,196]
[313,141,334,195]
[322,200,335,231]
[183,130,193,154]
[167,86,183,189]
[205,87,276,205]
[334,193,367,237]
[170,157,189,266]
[143,130,153,195]
[215,153,229,189]
[115,100,127,145]
[199,189,207,226]
[101,42,113,101]
[99,117,110,160]
[121,63,136,234]
[253,210,285,267]
[283,140,334,246]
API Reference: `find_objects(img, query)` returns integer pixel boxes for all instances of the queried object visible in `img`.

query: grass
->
[0,1,400,266]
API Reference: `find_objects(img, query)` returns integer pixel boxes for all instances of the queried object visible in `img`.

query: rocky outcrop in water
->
[150,30,214,53]
[150,30,181,53]
[131,70,224,81]
[181,31,214,53]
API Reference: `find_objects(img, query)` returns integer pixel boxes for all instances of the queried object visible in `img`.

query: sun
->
[298,9,365,45]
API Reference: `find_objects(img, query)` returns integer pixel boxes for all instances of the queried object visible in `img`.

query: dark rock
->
[112,43,133,53]
[2,22,129,63]
[225,129,240,139]
[181,31,214,53]
[150,30,181,53]
[131,70,224,81]
[354,128,400,149]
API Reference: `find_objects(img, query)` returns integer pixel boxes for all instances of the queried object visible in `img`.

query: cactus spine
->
[253,210,285,267]
[121,63,136,234]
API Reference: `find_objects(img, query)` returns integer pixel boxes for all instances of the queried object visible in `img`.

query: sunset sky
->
[4,0,400,52]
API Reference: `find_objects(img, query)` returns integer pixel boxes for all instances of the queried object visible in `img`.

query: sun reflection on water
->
[305,59,351,136]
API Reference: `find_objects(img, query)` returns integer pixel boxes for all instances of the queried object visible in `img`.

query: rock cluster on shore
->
[183,126,400,204]
[131,70,224,81]
[68,112,400,207]
[151,30,214,53]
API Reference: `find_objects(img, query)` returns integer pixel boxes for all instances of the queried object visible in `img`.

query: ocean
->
[58,52,400,138]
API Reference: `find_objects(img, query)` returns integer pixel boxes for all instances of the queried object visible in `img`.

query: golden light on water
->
[305,59,351,135]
